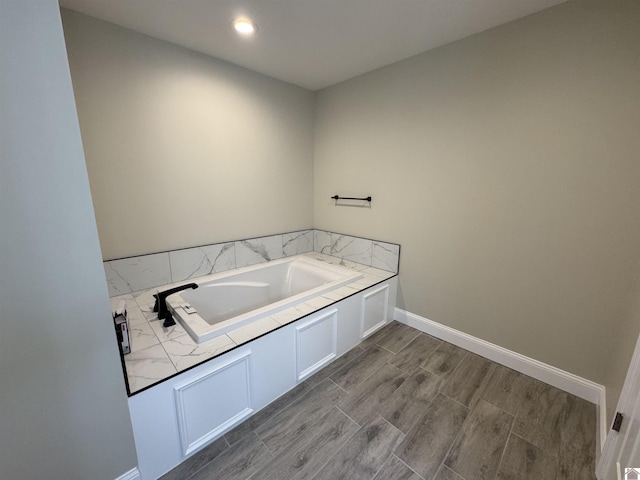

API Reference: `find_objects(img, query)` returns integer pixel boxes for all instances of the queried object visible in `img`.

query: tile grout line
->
[372,454,395,480]
[367,415,408,479]
[491,414,516,480]
[420,346,467,381]
[387,386,447,476]
[167,251,174,284]
[377,413,407,439]
[335,404,361,426]
[329,348,393,392]
[437,389,472,411]
[240,431,276,480]
[509,429,561,460]
[391,453,427,480]
[328,377,350,395]
[251,402,354,479]
[383,333,423,357]
[370,452,394,480]
[253,429,276,458]
[433,464,462,480]
[480,396,517,421]
[304,407,363,480]
[224,381,315,448]
[435,415,468,480]
[180,439,232,480]
[377,344,396,355]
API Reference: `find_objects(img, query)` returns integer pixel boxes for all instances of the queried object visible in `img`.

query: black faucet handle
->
[154,283,199,322]
[162,311,176,328]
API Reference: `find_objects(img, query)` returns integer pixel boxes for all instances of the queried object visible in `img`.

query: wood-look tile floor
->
[160,322,597,480]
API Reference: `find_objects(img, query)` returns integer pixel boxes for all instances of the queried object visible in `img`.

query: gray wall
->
[0,2,138,479]
[314,0,640,401]
[62,10,315,260]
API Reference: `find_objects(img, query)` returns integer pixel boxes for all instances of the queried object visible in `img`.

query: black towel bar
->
[331,195,372,202]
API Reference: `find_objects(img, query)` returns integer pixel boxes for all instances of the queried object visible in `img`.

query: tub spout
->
[153,283,198,327]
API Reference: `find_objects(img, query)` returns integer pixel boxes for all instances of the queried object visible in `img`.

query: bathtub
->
[166,255,363,343]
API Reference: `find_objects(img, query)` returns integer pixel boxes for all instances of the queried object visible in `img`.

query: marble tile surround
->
[169,243,235,283]
[235,235,284,268]
[112,252,397,394]
[104,229,399,297]
[314,230,401,274]
[104,253,171,297]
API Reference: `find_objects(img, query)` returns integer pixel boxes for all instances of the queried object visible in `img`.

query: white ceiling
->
[59,0,568,91]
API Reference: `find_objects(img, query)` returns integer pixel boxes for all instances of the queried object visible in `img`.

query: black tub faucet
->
[153,283,198,327]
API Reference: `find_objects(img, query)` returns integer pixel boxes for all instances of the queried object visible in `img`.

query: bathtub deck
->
[110,252,397,395]
[158,321,597,480]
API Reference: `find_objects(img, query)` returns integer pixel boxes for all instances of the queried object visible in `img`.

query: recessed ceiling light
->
[233,19,256,35]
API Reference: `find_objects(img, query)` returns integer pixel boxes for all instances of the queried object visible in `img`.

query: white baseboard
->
[597,386,607,458]
[114,467,141,480]
[394,308,608,451]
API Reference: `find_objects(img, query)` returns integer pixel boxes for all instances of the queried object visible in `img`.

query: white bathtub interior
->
[167,255,363,343]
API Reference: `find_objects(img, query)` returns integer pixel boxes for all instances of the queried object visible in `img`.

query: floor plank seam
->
[436,351,470,379]
[417,363,449,381]
[333,359,392,392]
[384,336,421,355]
[377,344,397,355]
[438,390,472,411]
[377,412,408,439]
[327,377,349,394]
[254,430,275,457]
[438,410,469,480]
[493,423,515,480]
[370,452,394,480]
[392,387,442,437]
[183,445,228,480]
[304,412,364,480]
[374,454,395,479]
[482,397,517,419]
[394,453,426,480]
[335,405,362,427]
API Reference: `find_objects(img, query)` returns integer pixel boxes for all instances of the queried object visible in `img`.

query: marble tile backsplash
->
[168,243,235,283]
[283,230,314,256]
[314,230,400,275]
[104,229,399,297]
[313,230,332,255]
[235,235,284,268]
[104,253,172,296]
[372,241,402,273]
[330,234,372,265]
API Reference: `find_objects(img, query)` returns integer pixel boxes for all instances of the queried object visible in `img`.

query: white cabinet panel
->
[361,284,390,339]
[296,309,338,381]
[249,324,296,409]
[335,293,363,355]
[174,350,253,456]
[128,381,182,480]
